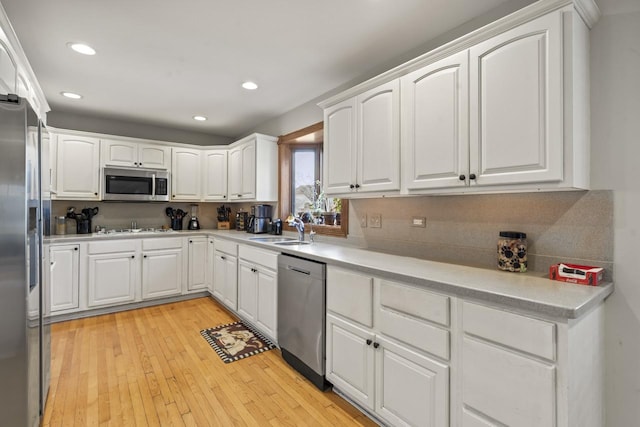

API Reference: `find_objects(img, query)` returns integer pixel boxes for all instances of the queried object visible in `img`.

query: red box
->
[549,263,604,286]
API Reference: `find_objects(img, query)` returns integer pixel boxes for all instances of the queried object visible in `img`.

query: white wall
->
[590,3,640,426]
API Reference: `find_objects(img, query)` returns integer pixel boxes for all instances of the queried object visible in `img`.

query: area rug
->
[200,321,276,363]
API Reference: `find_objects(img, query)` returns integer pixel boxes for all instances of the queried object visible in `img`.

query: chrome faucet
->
[289,217,305,241]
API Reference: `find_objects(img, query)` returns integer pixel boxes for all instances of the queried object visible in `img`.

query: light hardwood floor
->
[43,297,377,426]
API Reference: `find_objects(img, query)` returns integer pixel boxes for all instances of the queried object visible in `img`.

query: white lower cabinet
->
[48,244,80,313]
[212,238,238,311]
[376,336,449,427]
[326,314,376,409]
[187,236,208,291]
[237,244,278,341]
[141,238,183,299]
[326,266,450,426]
[87,251,137,307]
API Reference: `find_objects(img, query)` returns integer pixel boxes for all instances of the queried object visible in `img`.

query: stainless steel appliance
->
[0,94,50,427]
[247,204,272,234]
[103,167,169,201]
[278,254,329,390]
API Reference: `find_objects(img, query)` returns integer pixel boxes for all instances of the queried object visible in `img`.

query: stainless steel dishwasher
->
[278,253,329,390]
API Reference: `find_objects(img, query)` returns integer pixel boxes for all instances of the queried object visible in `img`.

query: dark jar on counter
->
[498,231,527,272]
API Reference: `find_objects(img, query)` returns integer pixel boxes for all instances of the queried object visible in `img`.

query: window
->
[278,122,348,237]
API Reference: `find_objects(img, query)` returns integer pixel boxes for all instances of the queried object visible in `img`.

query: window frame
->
[278,122,348,238]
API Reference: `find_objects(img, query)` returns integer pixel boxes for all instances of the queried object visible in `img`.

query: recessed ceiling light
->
[242,81,258,90]
[61,91,83,99]
[67,42,96,56]
[193,115,207,121]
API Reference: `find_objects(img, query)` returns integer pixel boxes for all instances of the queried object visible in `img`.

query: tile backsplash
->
[347,190,614,279]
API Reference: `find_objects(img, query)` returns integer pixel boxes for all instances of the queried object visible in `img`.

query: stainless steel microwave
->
[103,167,170,202]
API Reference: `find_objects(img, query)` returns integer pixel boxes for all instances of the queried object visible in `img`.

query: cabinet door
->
[375,336,449,427]
[102,139,137,167]
[187,237,208,291]
[223,255,238,311]
[207,238,215,292]
[240,142,256,199]
[87,253,137,307]
[238,261,258,322]
[139,144,170,169]
[228,147,243,199]
[202,150,228,200]
[323,98,356,195]
[462,337,556,427]
[212,251,226,301]
[49,244,80,312]
[402,51,469,190]
[55,134,100,199]
[469,11,563,187]
[142,249,182,299]
[326,314,375,410]
[171,148,201,200]
[356,80,400,193]
[256,268,277,341]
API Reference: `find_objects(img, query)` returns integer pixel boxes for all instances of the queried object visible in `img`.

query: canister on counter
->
[497,231,527,272]
[56,216,66,235]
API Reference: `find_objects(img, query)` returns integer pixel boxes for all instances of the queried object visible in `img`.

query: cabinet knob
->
[459,174,466,181]
[74,247,78,251]
[366,339,372,346]
[94,192,98,196]
[143,255,147,258]
[189,240,193,243]
[349,184,355,189]
[131,255,135,259]
[238,194,242,197]
[355,183,360,189]
[221,255,226,260]
[223,195,226,198]
[373,342,380,349]
[469,173,477,180]
[172,195,176,198]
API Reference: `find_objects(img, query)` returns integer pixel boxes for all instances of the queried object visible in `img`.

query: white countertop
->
[46,229,613,320]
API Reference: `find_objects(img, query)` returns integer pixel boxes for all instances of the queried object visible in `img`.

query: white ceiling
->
[4,0,518,138]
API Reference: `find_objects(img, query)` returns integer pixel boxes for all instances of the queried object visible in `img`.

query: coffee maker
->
[247,204,272,234]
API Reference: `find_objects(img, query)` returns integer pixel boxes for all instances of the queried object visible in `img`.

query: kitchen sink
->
[248,236,296,243]
[274,241,312,246]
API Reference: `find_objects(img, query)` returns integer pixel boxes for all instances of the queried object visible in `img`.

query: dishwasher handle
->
[287,265,311,276]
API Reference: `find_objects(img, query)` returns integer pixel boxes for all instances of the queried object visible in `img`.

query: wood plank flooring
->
[43,297,377,426]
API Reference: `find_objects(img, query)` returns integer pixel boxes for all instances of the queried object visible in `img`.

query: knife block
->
[217,221,230,230]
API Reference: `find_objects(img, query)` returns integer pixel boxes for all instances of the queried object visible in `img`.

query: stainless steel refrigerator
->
[0,94,50,427]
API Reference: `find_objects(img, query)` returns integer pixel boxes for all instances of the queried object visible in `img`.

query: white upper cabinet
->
[227,134,278,202]
[322,2,595,195]
[356,80,401,193]
[324,98,357,194]
[323,81,400,197]
[171,147,202,201]
[102,139,170,170]
[469,10,563,188]
[202,149,228,201]
[402,51,469,190]
[54,133,101,200]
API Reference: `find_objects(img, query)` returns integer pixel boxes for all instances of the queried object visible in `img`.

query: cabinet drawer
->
[239,245,278,270]
[462,302,556,360]
[88,240,137,255]
[142,237,183,251]
[378,306,450,360]
[327,267,373,327]
[214,238,237,256]
[379,280,450,326]
[462,337,555,427]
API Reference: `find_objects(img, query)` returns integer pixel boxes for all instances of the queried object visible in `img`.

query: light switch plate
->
[360,213,367,228]
[369,213,382,228]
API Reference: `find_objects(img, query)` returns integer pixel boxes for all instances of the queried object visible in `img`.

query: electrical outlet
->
[369,213,382,228]
[412,216,427,227]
